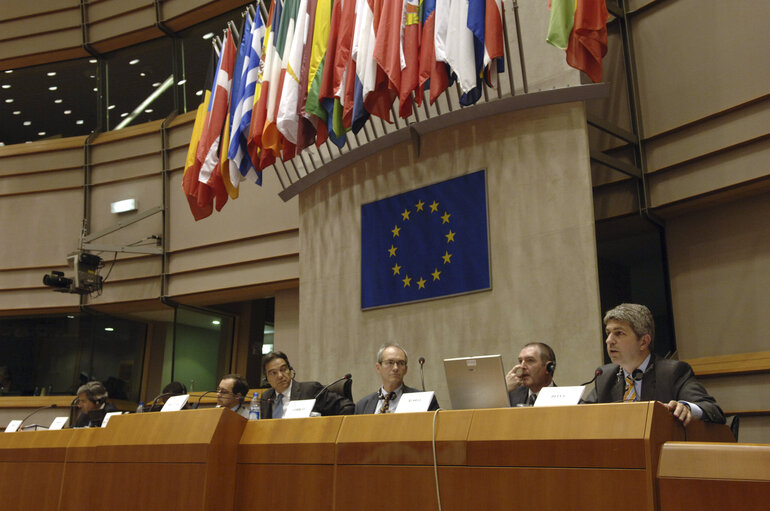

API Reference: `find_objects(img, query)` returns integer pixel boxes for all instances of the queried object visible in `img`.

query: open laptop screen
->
[443,354,510,410]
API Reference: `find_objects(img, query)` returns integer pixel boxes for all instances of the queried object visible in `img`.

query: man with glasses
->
[259,351,354,419]
[355,344,439,414]
[216,374,250,418]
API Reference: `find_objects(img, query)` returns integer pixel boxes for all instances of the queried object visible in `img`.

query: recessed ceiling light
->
[104,327,114,332]
[5,98,13,103]
[89,59,97,63]
[129,59,140,65]
[1,84,9,89]
[4,70,12,74]
[140,72,146,77]
[37,131,46,136]
[48,86,57,91]
[76,120,84,125]
[93,87,97,91]
[108,104,116,110]
[152,82,161,87]
[202,32,214,40]
[64,110,72,114]
[196,90,203,96]
[54,99,63,104]
[120,112,128,117]
[89,75,95,78]
[47,71,56,77]
[212,320,221,325]
[12,110,20,115]
[23,121,31,126]
[177,79,187,86]
[144,108,153,113]
[67,315,75,319]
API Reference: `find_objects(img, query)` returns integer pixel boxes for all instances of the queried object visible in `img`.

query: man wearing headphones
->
[505,342,557,406]
[73,381,119,427]
[582,303,725,425]
[259,351,355,419]
[216,374,250,418]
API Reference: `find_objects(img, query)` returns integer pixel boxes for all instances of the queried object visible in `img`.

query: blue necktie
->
[273,393,284,419]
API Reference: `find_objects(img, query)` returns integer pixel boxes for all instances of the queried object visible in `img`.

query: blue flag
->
[361,170,491,309]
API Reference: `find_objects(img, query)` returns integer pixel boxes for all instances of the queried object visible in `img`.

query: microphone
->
[314,373,352,400]
[418,357,426,391]
[19,404,58,430]
[193,390,218,409]
[580,368,603,386]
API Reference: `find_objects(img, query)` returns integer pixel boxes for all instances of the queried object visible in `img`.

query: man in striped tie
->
[583,304,725,425]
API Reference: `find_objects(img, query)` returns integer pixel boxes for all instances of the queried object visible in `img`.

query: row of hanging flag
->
[182,0,607,221]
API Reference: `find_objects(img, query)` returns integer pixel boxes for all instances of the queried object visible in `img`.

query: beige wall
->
[296,102,604,406]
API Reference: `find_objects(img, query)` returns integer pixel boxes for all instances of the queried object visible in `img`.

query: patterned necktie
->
[273,393,284,418]
[623,374,637,402]
[379,392,392,413]
[527,393,536,406]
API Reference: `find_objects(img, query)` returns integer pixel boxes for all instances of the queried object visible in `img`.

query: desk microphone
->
[580,368,603,386]
[193,390,218,409]
[418,357,426,391]
[19,404,58,430]
[314,374,352,399]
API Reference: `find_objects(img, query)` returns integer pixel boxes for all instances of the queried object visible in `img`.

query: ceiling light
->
[4,70,12,74]
[108,104,116,110]
[120,112,128,117]
[89,59,97,63]
[5,98,13,103]
[89,75,95,79]
[93,87,97,91]
[110,198,137,214]
[54,99,63,104]
[1,84,9,89]
[48,86,57,91]
[140,72,146,77]
[37,132,46,136]
[23,121,31,126]
[13,110,20,115]
[202,32,214,40]
[104,327,114,332]
[47,71,56,77]
[196,90,203,96]
[64,110,72,114]
[212,320,221,325]
[177,79,187,85]
[152,82,161,87]
[129,59,140,65]
[76,120,83,125]
[67,315,75,319]
[144,108,153,113]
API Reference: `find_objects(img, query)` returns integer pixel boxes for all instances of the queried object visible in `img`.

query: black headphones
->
[546,361,556,374]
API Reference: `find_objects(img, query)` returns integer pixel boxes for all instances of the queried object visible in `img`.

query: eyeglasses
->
[215,388,235,396]
[266,365,292,378]
[381,359,407,368]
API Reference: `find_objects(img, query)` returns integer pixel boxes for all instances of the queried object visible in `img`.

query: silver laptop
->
[443,354,511,410]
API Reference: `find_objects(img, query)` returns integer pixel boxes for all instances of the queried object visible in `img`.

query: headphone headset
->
[545,361,556,374]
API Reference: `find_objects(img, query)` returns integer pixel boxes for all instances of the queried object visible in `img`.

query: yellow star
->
[442,251,452,264]
[441,211,451,224]
[417,277,427,289]
[402,275,412,287]
[392,225,401,237]
[431,268,441,281]
[401,208,411,221]
[388,245,397,257]
[392,263,401,275]
[429,200,439,213]
[415,200,425,212]
[445,229,455,243]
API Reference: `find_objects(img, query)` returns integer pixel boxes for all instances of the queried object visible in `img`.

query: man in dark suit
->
[356,344,439,414]
[505,342,557,406]
[259,351,354,419]
[73,381,119,427]
[582,303,725,425]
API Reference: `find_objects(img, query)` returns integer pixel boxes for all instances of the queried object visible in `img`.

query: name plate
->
[534,386,585,407]
[4,419,22,433]
[49,416,69,430]
[161,394,190,412]
[284,399,316,418]
[395,391,435,413]
[101,411,122,427]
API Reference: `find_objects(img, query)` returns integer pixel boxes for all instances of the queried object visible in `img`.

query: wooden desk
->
[658,442,770,510]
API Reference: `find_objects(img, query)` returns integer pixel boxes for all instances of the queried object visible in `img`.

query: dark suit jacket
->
[74,402,119,428]
[259,380,354,419]
[582,354,725,424]
[355,384,439,414]
[508,383,557,406]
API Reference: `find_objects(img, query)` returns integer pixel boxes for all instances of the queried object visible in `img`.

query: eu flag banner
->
[361,170,491,309]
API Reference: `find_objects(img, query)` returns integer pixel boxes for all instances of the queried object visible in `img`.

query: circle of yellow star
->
[415,200,425,212]
[392,263,401,275]
[441,211,451,224]
[417,277,427,289]
[429,201,439,213]
[402,275,412,287]
[388,245,397,257]
[442,251,452,264]
[401,208,411,221]
[445,229,455,243]
[431,268,441,281]
[392,225,401,237]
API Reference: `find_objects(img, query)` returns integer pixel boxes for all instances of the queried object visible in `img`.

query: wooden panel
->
[235,464,335,511]
[336,410,472,466]
[659,479,770,511]
[239,415,344,464]
[686,350,770,376]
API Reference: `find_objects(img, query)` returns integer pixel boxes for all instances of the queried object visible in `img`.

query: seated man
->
[259,351,354,418]
[582,303,725,425]
[216,374,250,418]
[356,344,439,414]
[505,342,557,406]
[73,381,118,427]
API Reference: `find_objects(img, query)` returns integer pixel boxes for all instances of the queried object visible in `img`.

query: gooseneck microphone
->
[418,357,426,391]
[580,368,603,386]
[193,390,218,409]
[19,404,58,430]
[314,373,352,400]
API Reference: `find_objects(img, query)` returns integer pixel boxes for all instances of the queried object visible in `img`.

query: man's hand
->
[664,400,693,426]
[505,365,523,392]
